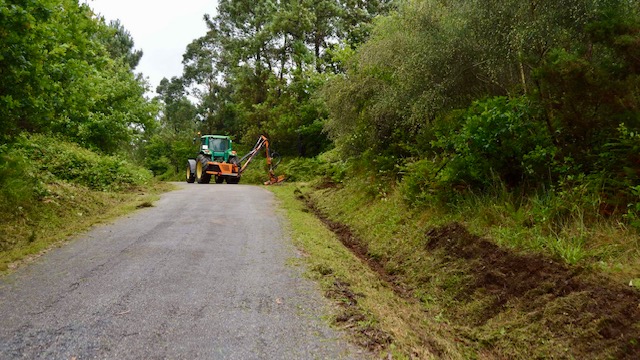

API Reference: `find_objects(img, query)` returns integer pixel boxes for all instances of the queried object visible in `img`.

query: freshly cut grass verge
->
[0,181,173,274]
[272,180,640,359]
[269,184,472,359]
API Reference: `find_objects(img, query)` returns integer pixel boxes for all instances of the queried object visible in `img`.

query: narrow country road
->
[0,183,364,359]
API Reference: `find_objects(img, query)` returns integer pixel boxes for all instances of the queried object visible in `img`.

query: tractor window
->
[210,138,229,152]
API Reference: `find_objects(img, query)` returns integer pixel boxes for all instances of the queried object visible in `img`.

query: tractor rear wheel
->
[195,154,211,184]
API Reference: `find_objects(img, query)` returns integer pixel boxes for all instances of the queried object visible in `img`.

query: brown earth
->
[426,223,640,359]
[325,279,393,352]
[300,190,640,359]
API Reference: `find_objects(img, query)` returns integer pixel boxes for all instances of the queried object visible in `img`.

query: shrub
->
[8,134,152,191]
[434,96,556,190]
[398,158,447,207]
[0,146,45,217]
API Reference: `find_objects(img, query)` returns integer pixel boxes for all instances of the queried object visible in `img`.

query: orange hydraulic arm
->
[239,135,285,185]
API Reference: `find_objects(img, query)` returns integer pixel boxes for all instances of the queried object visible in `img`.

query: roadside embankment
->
[0,134,171,273]
[271,180,640,359]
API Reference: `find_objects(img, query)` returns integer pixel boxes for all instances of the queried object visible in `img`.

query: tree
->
[97,19,144,70]
[171,0,392,157]
[0,0,155,153]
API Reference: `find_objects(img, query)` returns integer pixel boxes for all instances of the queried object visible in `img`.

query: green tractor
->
[187,134,285,185]
[186,135,241,184]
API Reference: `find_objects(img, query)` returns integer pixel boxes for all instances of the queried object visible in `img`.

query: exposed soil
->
[426,223,640,359]
[300,189,640,359]
[325,279,392,352]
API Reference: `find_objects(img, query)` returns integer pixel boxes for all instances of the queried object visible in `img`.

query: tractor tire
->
[195,154,211,184]
[214,175,224,184]
[186,160,196,183]
[226,176,240,184]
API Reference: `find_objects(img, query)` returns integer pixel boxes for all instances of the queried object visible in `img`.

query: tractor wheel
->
[195,154,211,184]
[186,161,195,183]
[226,176,240,184]
[214,175,224,184]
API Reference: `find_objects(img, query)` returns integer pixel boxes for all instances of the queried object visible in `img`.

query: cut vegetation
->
[271,181,640,359]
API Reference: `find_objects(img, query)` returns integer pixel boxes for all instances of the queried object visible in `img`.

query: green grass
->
[269,183,471,359]
[0,134,172,273]
[449,188,640,280]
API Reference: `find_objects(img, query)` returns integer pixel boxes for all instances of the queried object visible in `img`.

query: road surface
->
[0,183,365,359]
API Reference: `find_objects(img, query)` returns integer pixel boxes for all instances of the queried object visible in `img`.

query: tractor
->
[186,134,285,185]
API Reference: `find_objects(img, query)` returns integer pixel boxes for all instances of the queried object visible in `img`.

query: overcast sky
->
[85,0,218,95]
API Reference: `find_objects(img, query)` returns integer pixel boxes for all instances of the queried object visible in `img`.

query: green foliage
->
[318,0,640,233]
[323,0,640,163]
[278,154,345,183]
[435,97,555,189]
[237,150,348,185]
[0,147,43,217]
[172,0,392,158]
[0,0,156,152]
[98,19,143,69]
[8,134,152,192]
[398,158,446,207]
[144,132,196,178]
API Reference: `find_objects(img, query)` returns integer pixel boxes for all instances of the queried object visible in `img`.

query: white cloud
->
[85,0,218,94]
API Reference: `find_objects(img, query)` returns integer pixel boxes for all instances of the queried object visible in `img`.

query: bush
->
[434,96,556,189]
[0,147,44,217]
[8,134,152,191]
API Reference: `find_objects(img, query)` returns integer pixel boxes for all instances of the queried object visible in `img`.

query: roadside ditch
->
[298,187,640,359]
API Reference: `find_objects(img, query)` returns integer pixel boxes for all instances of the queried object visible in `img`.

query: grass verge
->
[269,183,472,359]
[271,179,640,359]
[0,134,176,273]
[0,181,174,274]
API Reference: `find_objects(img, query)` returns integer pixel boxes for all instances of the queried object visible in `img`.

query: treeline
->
[148,0,392,177]
[0,0,156,218]
[325,1,639,185]
[0,0,155,153]
[4,0,637,224]
[322,0,640,220]
[160,0,639,224]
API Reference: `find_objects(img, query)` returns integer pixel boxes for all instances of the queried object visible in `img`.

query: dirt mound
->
[426,223,640,359]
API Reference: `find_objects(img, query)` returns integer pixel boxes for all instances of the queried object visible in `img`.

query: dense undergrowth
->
[0,134,159,272]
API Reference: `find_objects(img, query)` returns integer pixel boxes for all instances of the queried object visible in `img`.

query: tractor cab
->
[199,135,234,162]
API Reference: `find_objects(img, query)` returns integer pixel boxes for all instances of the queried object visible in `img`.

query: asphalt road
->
[0,183,365,359]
